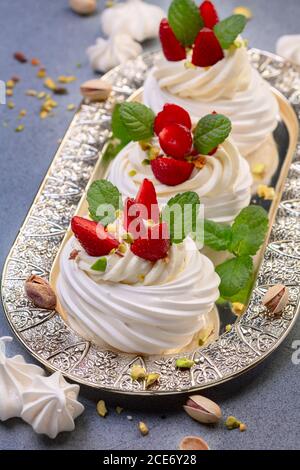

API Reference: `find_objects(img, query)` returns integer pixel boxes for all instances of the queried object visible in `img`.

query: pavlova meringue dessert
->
[143,0,279,158]
[108,101,252,224]
[57,179,220,354]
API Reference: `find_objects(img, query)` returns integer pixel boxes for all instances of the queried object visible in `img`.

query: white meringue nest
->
[276,35,300,66]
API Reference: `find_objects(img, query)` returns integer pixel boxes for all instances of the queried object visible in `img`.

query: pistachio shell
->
[179,436,209,451]
[80,79,112,102]
[184,395,222,424]
[262,284,289,314]
[25,275,56,309]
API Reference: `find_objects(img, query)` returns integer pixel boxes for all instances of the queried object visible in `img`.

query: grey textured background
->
[0,0,299,450]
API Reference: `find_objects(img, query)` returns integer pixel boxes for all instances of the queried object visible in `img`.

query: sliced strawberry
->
[159,124,193,160]
[200,1,219,29]
[124,179,159,234]
[151,157,194,186]
[192,27,224,67]
[154,104,192,135]
[131,222,170,262]
[135,178,159,223]
[208,146,218,155]
[71,216,119,257]
[159,19,186,62]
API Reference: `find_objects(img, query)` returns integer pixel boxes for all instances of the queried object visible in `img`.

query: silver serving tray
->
[1,49,300,396]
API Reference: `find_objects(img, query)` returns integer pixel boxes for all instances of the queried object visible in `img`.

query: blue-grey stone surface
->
[0,0,299,450]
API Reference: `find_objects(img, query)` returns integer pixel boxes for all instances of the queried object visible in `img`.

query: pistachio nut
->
[176,357,195,369]
[225,415,241,430]
[96,400,107,417]
[262,284,289,315]
[25,275,56,309]
[138,421,149,436]
[130,364,147,381]
[69,0,97,15]
[146,373,160,388]
[179,436,209,451]
[184,395,222,424]
[80,79,112,102]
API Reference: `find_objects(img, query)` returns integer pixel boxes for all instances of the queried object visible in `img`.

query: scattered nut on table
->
[80,79,112,102]
[69,0,97,15]
[179,436,209,451]
[25,275,56,309]
[262,284,289,315]
[183,395,222,424]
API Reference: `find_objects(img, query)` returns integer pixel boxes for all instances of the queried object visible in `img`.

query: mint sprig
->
[87,180,122,226]
[102,103,132,163]
[168,0,203,47]
[216,255,253,299]
[161,191,200,244]
[204,219,232,252]
[194,114,232,155]
[214,14,247,49]
[119,102,155,141]
[205,205,269,303]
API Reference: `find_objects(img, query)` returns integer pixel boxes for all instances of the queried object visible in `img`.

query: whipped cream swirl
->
[143,47,279,156]
[57,237,220,354]
[108,138,252,223]
[276,35,300,66]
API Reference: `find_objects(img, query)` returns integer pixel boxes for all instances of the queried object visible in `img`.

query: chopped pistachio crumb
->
[130,364,147,381]
[106,0,115,7]
[122,232,134,244]
[146,373,160,388]
[184,61,196,69]
[37,68,47,78]
[142,158,151,165]
[44,77,56,90]
[40,110,48,119]
[193,156,206,169]
[176,358,195,369]
[257,184,275,200]
[118,243,127,254]
[128,169,137,177]
[138,421,149,436]
[109,248,117,255]
[232,302,245,316]
[58,75,76,83]
[115,406,123,415]
[96,400,108,417]
[225,324,232,333]
[225,416,241,430]
[15,124,24,132]
[6,80,15,88]
[239,423,247,432]
[147,146,160,160]
[18,109,27,118]
[198,327,213,346]
[91,257,107,272]
[139,140,152,151]
[6,89,13,96]
[76,63,82,68]
[67,104,76,111]
[233,6,253,19]
[252,163,266,178]
[137,274,145,282]
[37,91,46,99]
[26,89,37,96]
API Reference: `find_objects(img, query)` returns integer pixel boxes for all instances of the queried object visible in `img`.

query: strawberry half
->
[159,19,186,62]
[159,124,193,160]
[124,179,159,233]
[151,157,194,186]
[131,222,170,262]
[200,1,219,29]
[71,216,119,257]
[154,103,192,135]
[192,27,224,67]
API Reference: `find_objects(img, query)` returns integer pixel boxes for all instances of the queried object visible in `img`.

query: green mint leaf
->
[216,255,253,299]
[194,114,232,155]
[214,14,247,49]
[204,219,232,251]
[168,0,203,46]
[229,205,269,256]
[91,257,107,272]
[87,180,122,226]
[228,273,254,304]
[111,104,132,145]
[102,138,126,164]
[119,102,155,141]
[162,191,201,244]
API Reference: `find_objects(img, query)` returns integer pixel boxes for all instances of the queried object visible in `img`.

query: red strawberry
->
[159,124,193,160]
[200,1,219,29]
[154,104,192,135]
[124,179,159,233]
[192,28,224,67]
[71,216,119,257]
[159,19,186,62]
[131,222,170,262]
[151,157,194,186]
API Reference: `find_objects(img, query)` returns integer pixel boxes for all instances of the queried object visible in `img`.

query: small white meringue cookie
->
[21,371,84,439]
[276,35,300,66]
[101,0,165,42]
[0,336,45,421]
[87,33,142,72]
